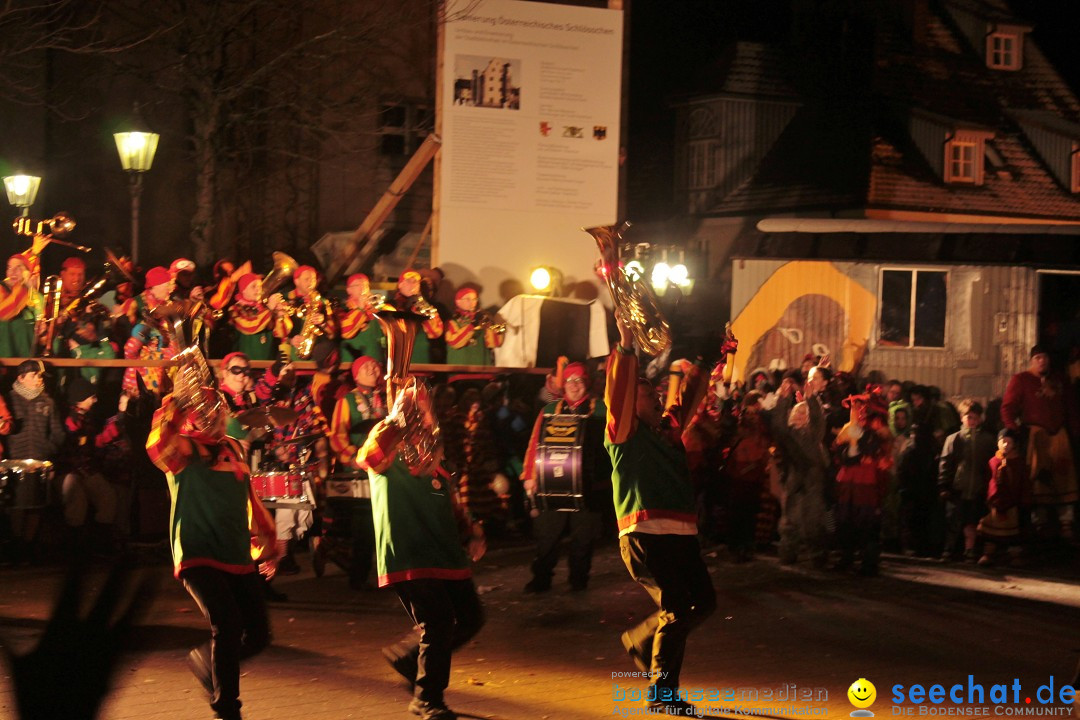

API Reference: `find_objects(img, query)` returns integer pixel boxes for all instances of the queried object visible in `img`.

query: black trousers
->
[390,578,485,704]
[619,533,716,691]
[181,567,271,718]
[531,509,601,587]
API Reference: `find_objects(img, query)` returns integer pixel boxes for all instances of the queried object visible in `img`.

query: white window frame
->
[877,267,950,350]
[943,129,993,185]
[986,27,1023,71]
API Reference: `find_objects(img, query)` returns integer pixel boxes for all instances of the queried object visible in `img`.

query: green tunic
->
[341,321,385,364]
[604,424,696,533]
[369,457,470,587]
[236,329,275,361]
[447,342,491,366]
[167,438,255,577]
[0,309,35,358]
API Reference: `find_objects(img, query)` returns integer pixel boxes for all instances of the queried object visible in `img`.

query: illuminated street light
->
[3,175,41,216]
[114,119,160,266]
[669,263,689,286]
[625,260,645,282]
[651,262,670,292]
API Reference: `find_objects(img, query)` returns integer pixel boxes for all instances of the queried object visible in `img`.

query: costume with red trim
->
[0,251,42,358]
[337,274,386,363]
[146,395,276,578]
[1001,370,1079,505]
[283,266,337,359]
[228,274,289,360]
[444,289,504,366]
[357,419,471,587]
[391,270,442,364]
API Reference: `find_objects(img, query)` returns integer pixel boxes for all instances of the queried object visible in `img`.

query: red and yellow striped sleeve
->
[484,325,505,349]
[329,396,358,467]
[445,317,475,349]
[337,307,368,340]
[605,347,639,445]
[146,397,193,475]
[423,314,444,339]
[231,306,272,334]
[357,418,404,474]
[273,313,293,339]
[519,411,546,482]
[0,283,29,321]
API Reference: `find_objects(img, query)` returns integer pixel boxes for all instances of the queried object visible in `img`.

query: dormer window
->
[944,129,993,185]
[986,25,1023,71]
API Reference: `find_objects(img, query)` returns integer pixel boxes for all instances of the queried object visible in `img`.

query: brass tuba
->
[150,301,222,416]
[259,251,298,303]
[374,310,441,471]
[585,221,672,356]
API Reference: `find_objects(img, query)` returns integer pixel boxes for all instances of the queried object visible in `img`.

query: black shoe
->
[382,645,418,694]
[620,631,649,673]
[523,577,551,594]
[408,698,457,719]
[187,648,213,696]
[647,698,702,716]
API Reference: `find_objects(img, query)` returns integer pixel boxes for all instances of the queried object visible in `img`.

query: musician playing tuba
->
[444,286,505,367]
[390,269,443,364]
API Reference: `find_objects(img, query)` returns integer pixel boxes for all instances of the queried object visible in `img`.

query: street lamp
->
[3,175,42,216]
[113,127,159,266]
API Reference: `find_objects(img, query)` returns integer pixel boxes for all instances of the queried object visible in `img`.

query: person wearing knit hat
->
[445,286,505,367]
[337,273,386,364]
[227,273,289,361]
[520,358,608,593]
[391,268,443,365]
[119,267,175,400]
[282,264,337,361]
[0,252,43,358]
[321,354,388,587]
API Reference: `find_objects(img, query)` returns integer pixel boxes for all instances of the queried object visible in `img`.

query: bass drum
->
[533,414,588,512]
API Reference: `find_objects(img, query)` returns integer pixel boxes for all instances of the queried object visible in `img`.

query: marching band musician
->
[391,269,443,364]
[337,273,386,363]
[146,386,277,720]
[322,355,388,587]
[0,251,43,358]
[604,316,717,717]
[358,385,486,720]
[228,273,289,361]
[169,258,202,301]
[444,287,505,367]
[58,256,87,307]
[282,265,337,360]
[520,361,609,593]
[121,267,175,400]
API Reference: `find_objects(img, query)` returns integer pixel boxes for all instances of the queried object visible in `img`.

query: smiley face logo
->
[848,678,877,716]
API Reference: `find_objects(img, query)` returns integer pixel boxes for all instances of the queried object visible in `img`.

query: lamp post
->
[3,175,42,216]
[113,128,159,266]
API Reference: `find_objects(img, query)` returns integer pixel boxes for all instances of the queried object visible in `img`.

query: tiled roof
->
[699,0,1080,221]
[685,42,796,100]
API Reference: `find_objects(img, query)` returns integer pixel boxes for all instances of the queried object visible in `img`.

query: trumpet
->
[473,309,506,334]
[410,293,439,321]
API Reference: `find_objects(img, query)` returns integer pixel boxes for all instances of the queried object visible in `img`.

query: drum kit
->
[0,460,55,510]
[238,405,319,509]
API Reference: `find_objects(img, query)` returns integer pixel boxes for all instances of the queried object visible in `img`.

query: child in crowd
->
[976,428,1028,566]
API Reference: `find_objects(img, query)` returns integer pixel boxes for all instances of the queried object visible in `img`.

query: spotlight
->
[651,262,670,291]
[669,263,689,286]
[530,267,552,291]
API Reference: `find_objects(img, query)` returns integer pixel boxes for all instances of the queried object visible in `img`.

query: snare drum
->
[0,459,55,510]
[251,470,303,500]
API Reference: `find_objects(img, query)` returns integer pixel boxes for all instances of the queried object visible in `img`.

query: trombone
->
[12,212,91,253]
